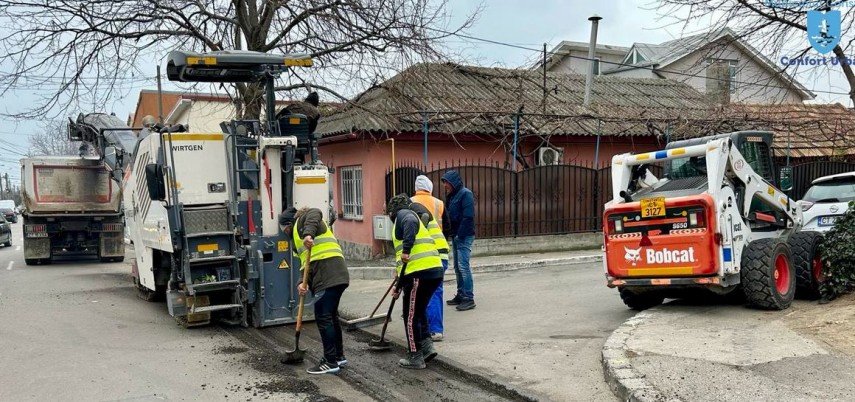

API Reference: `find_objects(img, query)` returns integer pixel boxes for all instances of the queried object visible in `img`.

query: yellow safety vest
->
[392,212,442,276]
[426,217,449,261]
[293,218,344,269]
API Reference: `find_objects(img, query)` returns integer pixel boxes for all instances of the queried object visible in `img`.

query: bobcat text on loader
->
[69,50,331,327]
[603,131,826,311]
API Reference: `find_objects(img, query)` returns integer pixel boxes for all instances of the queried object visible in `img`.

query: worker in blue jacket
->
[440,170,476,311]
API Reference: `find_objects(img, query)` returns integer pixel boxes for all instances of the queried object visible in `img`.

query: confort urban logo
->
[777,6,846,65]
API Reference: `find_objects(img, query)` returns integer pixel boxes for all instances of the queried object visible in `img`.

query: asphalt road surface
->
[0,222,631,401]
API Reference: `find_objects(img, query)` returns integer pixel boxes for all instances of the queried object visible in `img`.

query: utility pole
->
[543,43,547,115]
[2,173,8,198]
[157,65,164,125]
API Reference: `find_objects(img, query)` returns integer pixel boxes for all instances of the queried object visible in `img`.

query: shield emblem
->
[807,10,841,54]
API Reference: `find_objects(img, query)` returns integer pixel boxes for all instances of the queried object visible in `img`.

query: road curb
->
[602,310,681,402]
[348,254,602,280]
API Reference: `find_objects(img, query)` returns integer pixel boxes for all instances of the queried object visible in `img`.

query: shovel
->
[342,277,396,331]
[368,263,406,351]
[281,248,312,364]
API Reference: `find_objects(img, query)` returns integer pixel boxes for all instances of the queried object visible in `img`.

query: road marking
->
[15,246,21,251]
[6,261,13,270]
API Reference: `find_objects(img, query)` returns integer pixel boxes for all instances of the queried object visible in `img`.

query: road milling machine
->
[69,50,331,327]
[602,131,826,311]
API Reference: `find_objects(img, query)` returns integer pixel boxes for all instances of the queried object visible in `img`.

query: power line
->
[0,138,29,150]
[429,27,851,98]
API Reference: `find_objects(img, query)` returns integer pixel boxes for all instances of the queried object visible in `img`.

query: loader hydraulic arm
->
[719,141,802,228]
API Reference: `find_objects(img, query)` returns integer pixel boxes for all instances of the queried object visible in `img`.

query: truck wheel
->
[25,258,37,266]
[789,231,824,300]
[741,239,795,310]
[618,287,664,311]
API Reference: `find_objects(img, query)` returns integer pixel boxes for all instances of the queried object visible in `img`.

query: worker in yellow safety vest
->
[410,175,448,342]
[387,193,443,370]
[279,207,349,375]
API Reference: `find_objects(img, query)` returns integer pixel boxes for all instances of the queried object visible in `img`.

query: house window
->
[624,48,646,66]
[707,59,738,93]
[340,166,363,219]
[593,57,601,75]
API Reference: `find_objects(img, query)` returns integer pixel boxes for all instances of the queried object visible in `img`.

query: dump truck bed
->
[21,157,121,215]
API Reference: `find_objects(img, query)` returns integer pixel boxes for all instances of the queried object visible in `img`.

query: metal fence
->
[385,158,852,239]
[385,160,664,239]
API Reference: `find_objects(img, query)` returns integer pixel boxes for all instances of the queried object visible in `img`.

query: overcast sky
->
[0,0,850,186]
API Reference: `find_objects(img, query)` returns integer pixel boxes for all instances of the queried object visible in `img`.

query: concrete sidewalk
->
[347,249,603,280]
[602,301,855,402]
[340,253,631,402]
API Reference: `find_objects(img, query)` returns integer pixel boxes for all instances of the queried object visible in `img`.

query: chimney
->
[584,15,602,108]
[705,61,731,105]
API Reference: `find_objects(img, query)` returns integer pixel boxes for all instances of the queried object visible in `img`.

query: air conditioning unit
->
[537,146,563,166]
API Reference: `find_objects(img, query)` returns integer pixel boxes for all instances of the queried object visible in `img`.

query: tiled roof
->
[315,62,709,138]
[700,103,855,158]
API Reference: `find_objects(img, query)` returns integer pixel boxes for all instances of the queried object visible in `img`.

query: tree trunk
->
[239,82,266,120]
[832,45,855,106]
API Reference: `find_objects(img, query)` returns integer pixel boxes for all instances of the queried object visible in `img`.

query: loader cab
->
[666,131,778,184]
[667,131,791,229]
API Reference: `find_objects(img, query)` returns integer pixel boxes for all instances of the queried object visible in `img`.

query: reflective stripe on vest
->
[392,215,442,276]
[426,220,449,261]
[433,198,442,228]
[293,218,343,269]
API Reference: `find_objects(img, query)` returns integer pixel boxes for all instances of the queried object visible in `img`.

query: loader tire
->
[741,239,795,310]
[789,231,824,300]
[619,287,664,311]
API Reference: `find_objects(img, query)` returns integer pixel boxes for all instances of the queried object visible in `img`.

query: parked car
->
[0,208,16,223]
[799,171,855,232]
[0,215,11,247]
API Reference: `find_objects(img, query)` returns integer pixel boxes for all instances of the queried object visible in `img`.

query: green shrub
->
[819,200,855,300]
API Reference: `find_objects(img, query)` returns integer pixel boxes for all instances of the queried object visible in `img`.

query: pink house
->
[316,62,711,260]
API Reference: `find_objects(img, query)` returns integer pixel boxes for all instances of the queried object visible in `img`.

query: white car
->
[799,171,855,232]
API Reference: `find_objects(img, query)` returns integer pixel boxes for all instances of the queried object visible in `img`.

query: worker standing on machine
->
[386,194,444,369]
[279,207,350,375]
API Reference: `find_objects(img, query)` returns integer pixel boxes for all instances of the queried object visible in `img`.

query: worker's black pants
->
[401,276,442,353]
[314,284,348,363]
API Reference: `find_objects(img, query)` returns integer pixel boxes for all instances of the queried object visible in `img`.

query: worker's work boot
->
[420,338,438,363]
[398,351,426,369]
[456,299,476,311]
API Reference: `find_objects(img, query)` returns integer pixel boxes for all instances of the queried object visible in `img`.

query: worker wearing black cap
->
[386,194,444,369]
[279,206,349,375]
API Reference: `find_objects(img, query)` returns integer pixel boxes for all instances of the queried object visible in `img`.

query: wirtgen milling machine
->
[70,50,331,327]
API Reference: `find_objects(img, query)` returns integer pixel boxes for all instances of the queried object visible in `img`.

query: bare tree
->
[0,0,478,120]
[28,120,83,156]
[653,0,855,105]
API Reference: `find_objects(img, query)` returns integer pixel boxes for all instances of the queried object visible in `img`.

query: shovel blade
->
[367,338,391,351]
[280,348,306,364]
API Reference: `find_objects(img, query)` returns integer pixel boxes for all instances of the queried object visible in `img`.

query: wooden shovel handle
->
[295,247,312,332]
